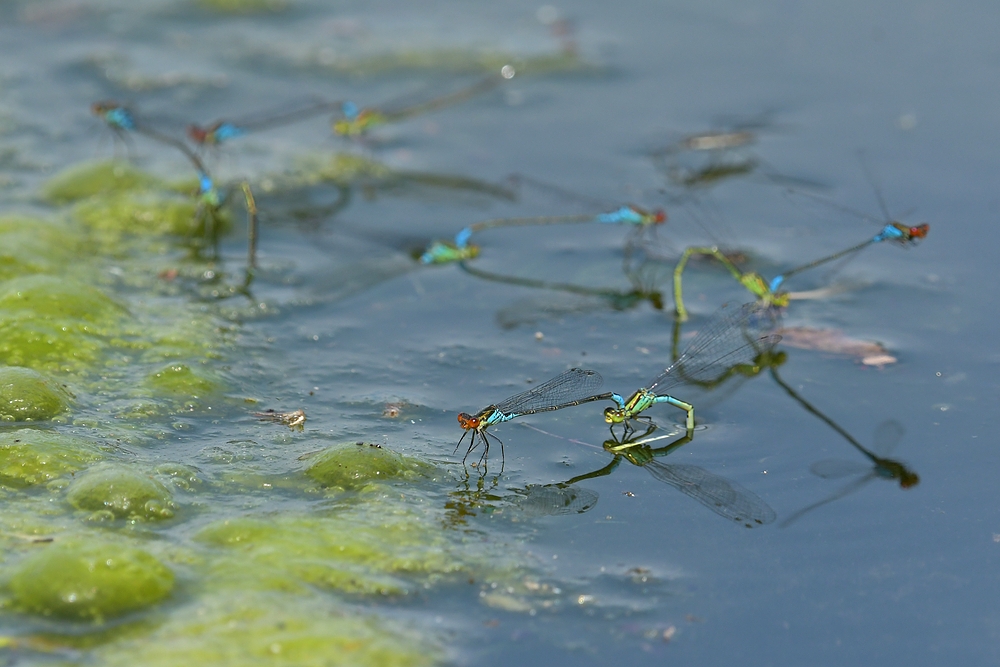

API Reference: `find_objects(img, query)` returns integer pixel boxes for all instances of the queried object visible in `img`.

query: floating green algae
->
[0,367,71,422]
[195,0,289,14]
[88,591,439,667]
[0,275,128,374]
[195,493,520,596]
[285,153,515,200]
[0,275,127,325]
[66,464,177,521]
[318,48,594,77]
[293,153,394,186]
[267,44,599,78]
[41,160,230,243]
[145,363,224,408]
[2,156,538,663]
[0,429,104,488]
[0,216,85,281]
[41,161,162,205]
[305,442,434,491]
[71,191,225,239]
[7,538,174,622]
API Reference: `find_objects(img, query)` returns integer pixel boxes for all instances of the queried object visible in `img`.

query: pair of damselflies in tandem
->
[672,177,930,320]
[97,66,514,152]
[455,300,781,470]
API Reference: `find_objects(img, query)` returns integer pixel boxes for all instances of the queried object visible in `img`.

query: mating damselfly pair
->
[455,300,781,471]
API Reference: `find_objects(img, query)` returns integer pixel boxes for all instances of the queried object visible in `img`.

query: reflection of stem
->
[242,182,258,273]
[391,171,516,200]
[461,261,621,299]
[770,366,918,496]
[556,425,692,486]
[459,261,662,312]
[559,456,623,485]
[768,367,872,461]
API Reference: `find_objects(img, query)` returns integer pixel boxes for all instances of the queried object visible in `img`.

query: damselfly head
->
[457,412,480,430]
[603,407,625,424]
[899,470,920,488]
[908,223,930,241]
[187,124,209,144]
[624,205,666,226]
[91,101,122,116]
[888,221,930,243]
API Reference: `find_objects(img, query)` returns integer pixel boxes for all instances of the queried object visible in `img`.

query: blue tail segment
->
[597,206,642,225]
[454,227,474,248]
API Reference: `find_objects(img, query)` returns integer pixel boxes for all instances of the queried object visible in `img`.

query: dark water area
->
[0,0,997,665]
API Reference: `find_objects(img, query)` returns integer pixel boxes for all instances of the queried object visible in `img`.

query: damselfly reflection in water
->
[651,111,806,192]
[458,250,668,328]
[769,368,919,528]
[523,423,775,528]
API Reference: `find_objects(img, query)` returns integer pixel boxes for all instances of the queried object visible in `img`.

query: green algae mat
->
[0,161,548,666]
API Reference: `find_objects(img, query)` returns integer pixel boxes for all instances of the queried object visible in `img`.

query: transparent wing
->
[510,484,600,517]
[644,462,776,527]
[870,420,905,457]
[494,368,604,416]
[810,459,870,479]
[648,301,781,393]
[383,74,503,120]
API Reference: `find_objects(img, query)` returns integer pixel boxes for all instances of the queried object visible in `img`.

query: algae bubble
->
[0,429,104,488]
[0,367,71,422]
[66,464,177,521]
[7,537,174,622]
[305,442,435,491]
[89,591,439,667]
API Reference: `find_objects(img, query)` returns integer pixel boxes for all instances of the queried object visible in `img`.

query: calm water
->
[1,0,998,664]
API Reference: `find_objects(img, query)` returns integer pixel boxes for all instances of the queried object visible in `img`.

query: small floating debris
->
[253,409,306,428]
[777,327,897,367]
[382,402,406,418]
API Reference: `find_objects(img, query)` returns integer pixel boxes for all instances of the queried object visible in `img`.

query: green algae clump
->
[0,217,84,281]
[194,496,517,597]
[66,465,177,520]
[90,591,438,667]
[0,276,128,373]
[72,191,224,239]
[0,367,71,422]
[0,275,126,324]
[305,443,433,491]
[7,538,174,622]
[196,0,289,14]
[41,161,161,205]
[0,429,103,487]
[145,364,223,405]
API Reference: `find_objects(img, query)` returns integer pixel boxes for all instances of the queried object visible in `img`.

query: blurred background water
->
[0,0,998,664]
